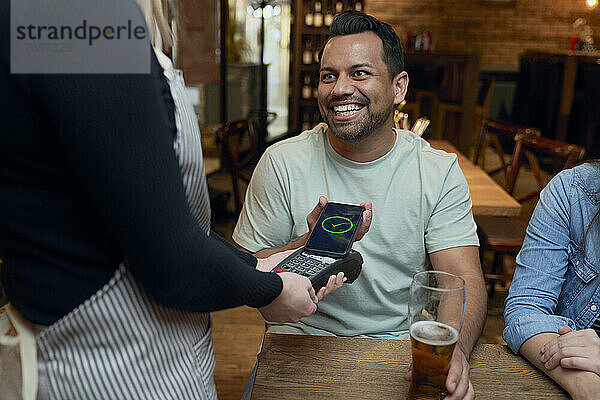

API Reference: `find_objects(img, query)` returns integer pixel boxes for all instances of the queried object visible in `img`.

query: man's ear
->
[393,71,409,105]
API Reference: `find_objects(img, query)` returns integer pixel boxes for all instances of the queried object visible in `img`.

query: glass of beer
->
[407,271,465,400]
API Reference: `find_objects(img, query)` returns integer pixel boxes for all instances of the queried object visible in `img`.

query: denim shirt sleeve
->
[503,169,576,354]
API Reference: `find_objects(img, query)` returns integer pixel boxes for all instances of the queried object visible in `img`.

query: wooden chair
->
[506,135,586,203]
[434,78,496,140]
[476,133,585,296]
[474,119,541,185]
[473,121,538,296]
[215,119,259,215]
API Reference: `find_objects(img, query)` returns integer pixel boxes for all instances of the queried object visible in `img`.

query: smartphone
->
[304,202,365,258]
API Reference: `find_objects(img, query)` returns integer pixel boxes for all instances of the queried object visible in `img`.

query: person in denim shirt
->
[504,162,600,399]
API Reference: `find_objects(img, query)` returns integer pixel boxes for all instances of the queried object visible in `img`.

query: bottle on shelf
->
[405,31,412,50]
[302,75,312,99]
[303,39,313,64]
[302,111,312,131]
[414,30,423,51]
[313,37,321,63]
[324,0,334,26]
[335,0,343,14]
[313,1,323,27]
[423,31,433,52]
[354,0,362,12]
[305,0,314,26]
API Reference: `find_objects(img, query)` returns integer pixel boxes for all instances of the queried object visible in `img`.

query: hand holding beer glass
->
[407,271,465,400]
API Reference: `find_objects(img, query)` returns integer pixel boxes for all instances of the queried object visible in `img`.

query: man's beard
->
[322,97,392,143]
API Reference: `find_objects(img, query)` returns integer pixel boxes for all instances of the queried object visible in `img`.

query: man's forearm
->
[430,246,487,359]
[458,272,487,358]
[520,333,600,399]
[252,233,309,258]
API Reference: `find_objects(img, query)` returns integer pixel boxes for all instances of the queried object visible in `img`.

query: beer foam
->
[410,320,459,346]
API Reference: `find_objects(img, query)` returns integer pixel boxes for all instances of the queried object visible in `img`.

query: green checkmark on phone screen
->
[322,216,354,234]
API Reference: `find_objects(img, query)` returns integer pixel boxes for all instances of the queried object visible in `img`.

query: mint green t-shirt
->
[233,124,478,339]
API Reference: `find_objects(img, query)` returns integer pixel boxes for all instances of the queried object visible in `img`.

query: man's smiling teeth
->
[333,104,363,115]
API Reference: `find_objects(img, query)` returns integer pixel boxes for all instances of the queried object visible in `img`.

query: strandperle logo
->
[15,19,147,47]
[11,0,151,74]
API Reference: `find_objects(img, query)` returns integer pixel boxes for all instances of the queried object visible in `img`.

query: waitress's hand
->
[258,272,318,323]
[257,249,346,302]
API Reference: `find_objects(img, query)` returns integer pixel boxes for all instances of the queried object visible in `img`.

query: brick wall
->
[368,0,600,68]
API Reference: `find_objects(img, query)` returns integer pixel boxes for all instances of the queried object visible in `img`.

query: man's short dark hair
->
[318,10,404,79]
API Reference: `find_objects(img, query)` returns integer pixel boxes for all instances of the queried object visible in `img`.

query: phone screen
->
[305,202,364,257]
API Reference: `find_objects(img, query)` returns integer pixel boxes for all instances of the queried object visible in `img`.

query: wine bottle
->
[324,0,334,26]
[313,1,323,27]
[305,0,314,26]
[335,0,343,14]
[302,111,312,131]
[303,40,313,64]
[302,76,312,99]
[424,31,432,52]
[415,30,423,51]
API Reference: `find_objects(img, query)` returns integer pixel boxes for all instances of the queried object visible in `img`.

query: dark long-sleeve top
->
[0,1,282,326]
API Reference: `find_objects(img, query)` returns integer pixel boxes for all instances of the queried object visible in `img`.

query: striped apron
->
[1,264,217,400]
[0,67,217,399]
[166,68,212,230]
[39,264,217,399]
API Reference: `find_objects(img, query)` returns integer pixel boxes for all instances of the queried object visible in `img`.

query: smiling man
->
[233,11,486,400]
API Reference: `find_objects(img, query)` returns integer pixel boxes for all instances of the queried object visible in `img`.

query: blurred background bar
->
[3,1,597,398]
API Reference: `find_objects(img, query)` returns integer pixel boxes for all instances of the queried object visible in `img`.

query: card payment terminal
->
[271,202,364,290]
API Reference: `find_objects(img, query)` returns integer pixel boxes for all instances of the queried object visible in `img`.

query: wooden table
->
[429,140,521,217]
[251,333,568,400]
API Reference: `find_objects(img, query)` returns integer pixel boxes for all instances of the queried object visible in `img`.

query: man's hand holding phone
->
[307,196,372,243]
[256,196,372,317]
[276,198,372,295]
[251,197,371,258]
[304,199,368,257]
